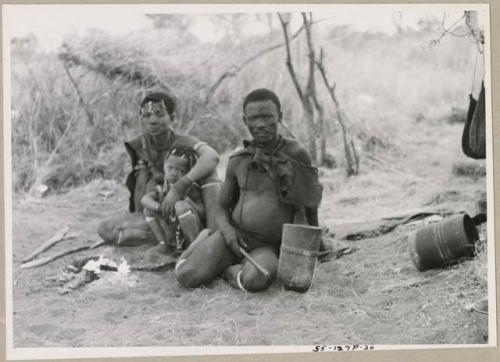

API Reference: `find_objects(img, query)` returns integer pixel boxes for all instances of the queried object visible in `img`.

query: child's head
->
[164,147,197,184]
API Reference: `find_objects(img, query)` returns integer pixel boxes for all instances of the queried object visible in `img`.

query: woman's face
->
[141,101,172,136]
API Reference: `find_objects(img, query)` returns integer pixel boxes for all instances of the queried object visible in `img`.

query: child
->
[141,146,205,256]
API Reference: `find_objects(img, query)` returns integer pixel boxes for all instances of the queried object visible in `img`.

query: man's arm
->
[215,158,246,257]
[286,140,320,227]
[305,207,319,227]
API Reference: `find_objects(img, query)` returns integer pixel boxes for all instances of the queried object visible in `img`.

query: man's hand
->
[220,225,247,258]
[161,176,192,218]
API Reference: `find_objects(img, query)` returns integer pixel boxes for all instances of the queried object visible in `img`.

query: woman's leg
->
[97,212,156,246]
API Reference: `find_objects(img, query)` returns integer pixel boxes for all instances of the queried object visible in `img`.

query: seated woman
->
[97,92,220,247]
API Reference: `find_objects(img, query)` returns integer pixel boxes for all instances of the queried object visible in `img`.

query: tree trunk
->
[316,102,326,166]
[277,12,318,164]
[338,111,359,176]
[303,100,317,163]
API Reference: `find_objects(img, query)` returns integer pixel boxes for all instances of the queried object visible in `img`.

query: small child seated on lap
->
[141,147,205,255]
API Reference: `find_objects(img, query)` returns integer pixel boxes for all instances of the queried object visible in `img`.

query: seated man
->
[98,92,220,247]
[176,88,322,292]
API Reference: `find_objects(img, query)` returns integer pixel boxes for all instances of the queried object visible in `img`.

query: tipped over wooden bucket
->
[409,213,478,271]
[278,223,322,292]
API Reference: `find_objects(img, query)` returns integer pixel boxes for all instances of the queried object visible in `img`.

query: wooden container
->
[278,223,322,292]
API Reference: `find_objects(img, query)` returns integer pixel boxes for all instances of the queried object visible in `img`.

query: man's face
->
[243,100,281,145]
[141,101,172,136]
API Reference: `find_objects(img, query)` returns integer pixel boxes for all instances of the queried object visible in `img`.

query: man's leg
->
[224,246,279,292]
[97,212,156,246]
[175,230,234,288]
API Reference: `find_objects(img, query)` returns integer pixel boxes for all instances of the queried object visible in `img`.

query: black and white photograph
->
[3,3,495,360]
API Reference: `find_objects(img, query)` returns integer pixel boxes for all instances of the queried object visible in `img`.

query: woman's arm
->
[185,143,220,183]
[141,190,161,212]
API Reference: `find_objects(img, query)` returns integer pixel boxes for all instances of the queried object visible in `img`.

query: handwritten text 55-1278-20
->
[312,345,375,352]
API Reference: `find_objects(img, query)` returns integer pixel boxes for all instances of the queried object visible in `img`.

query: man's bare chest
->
[235,161,279,194]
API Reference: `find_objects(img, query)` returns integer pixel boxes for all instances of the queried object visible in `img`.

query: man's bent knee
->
[240,268,274,292]
[175,258,204,288]
[240,247,278,292]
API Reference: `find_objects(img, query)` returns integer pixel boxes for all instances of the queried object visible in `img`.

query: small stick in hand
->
[238,247,271,280]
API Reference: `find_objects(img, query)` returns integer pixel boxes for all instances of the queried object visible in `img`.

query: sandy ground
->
[11,122,489,347]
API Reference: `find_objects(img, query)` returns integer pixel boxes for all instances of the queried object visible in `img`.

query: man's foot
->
[222,264,243,290]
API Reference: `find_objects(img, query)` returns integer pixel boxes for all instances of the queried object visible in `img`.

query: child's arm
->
[141,190,161,212]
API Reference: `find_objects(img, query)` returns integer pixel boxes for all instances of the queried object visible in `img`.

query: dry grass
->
[10,15,478,192]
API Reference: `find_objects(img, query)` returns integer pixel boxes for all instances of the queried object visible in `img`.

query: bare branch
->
[425,14,466,48]
[277,12,318,161]
[58,44,176,96]
[61,60,94,126]
[43,104,78,169]
[277,12,304,100]
[303,13,315,94]
[465,11,484,53]
[204,24,305,105]
[203,13,338,105]
[315,48,359,175]
[303,12,321,112]
[315,50,344,127]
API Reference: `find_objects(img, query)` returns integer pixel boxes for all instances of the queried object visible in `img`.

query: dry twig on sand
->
[22,226,71,263]
[381,277,432,293]
[21,239,106,269]
[129,260,176,272]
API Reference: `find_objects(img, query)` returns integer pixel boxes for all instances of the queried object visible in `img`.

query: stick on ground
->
[22,226,70,263]
[130,260,177,272]
[21,239,107,269]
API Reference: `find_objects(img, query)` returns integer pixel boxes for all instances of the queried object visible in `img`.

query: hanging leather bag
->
[462,81,486,159]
